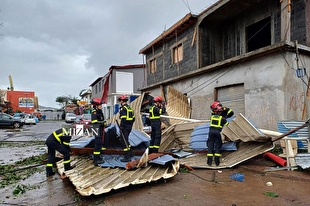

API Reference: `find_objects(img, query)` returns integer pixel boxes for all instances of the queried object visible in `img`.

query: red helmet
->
[118,94,128,102]
[210,101,222,112]
[91,98,103,105]
[153,96,163,102]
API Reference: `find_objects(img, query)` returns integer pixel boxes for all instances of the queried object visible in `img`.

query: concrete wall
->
[165,52,310,131]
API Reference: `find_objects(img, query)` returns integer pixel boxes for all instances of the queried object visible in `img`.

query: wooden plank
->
[70,148,145,156]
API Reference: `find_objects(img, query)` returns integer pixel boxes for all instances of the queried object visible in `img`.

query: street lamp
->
[25,93,28,114]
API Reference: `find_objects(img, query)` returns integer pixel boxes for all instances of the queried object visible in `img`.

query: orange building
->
[7,90,36,114]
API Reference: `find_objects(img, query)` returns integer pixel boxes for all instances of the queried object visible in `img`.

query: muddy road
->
[1,122,310,206]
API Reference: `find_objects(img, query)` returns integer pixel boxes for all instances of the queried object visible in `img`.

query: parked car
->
[22,114,36,125]
[0,113,24,128]
[13,113,26,120]
[73,114,92,129]
[80,114,92,125]
[65,113,76,123]
[74,115,83,124]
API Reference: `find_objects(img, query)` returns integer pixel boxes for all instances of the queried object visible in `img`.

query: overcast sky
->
[0,0,216,108]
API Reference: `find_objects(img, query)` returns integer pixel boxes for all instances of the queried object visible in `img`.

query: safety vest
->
[52,129,70,146]
[120,105,134,121]
[210,115,227,129]
[91,109,105,124]
[149,106,161,119]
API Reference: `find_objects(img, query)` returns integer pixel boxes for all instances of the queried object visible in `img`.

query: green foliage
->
[179,166,190,173]
[0,153,47,189]
[56,96,69,108]
[56,95,80,109]
[0,141,45,148]
[13,184,38,197]
[264,191,279,197]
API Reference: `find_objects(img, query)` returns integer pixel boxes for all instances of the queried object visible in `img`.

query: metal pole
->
[25,93,28,114]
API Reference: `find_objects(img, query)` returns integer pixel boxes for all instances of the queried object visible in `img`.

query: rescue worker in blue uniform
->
[45,127,74,177]
[207,102,229,166]
[118,95,135,162]
[149,96,166,153]
[90,98,106,166]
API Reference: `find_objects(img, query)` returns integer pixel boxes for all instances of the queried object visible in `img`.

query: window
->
[149,59,156,74]
[246,17,271,52]
[173,44,183,63]
[99,82,101,92]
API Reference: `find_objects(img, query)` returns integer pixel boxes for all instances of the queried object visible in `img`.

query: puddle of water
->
[0,146,46,165]
[0,171,78,205]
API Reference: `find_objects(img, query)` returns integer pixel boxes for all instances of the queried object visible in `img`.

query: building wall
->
[165,52,310,131]
[110,68,145,94]
[7,90,35,114]
[140,0,310,131]
[145,24,198,85]
[199,0,307,68]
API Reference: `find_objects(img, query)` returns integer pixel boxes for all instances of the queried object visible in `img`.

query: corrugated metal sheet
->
[295,153,310,169]
[278,121,309,149]
[189,116,237,151]
[221,113,269,142]
[57,155,179,196]
[160,113,274,169]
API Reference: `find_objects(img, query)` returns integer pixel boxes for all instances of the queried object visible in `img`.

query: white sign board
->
[116,71,133,93]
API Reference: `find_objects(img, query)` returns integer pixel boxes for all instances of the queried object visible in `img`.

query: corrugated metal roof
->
[189,116,237,151]
[160,113,274,169]
[278,121,310,149]
[56,155,179,196]
[58,88,276,196]
[58,123,179,196]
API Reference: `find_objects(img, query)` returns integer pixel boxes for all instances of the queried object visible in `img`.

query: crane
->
[8,75,14,91]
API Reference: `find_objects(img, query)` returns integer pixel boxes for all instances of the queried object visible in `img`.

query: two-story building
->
[90,64,146,119]
[139,0,310,131]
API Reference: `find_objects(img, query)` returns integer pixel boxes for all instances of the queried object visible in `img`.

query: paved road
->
[0,121,69,142]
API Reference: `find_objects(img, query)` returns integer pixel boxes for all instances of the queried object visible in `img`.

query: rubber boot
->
[93,155,105,166]
[46,167,55,177]
[64,164,75,171]
[120,151,131,162]
[207,157,213,166]
[214,156,220,166]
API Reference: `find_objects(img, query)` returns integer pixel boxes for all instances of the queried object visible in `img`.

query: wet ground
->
[1,122,310,206]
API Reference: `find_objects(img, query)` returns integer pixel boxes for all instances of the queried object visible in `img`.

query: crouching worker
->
[45,127,74,177]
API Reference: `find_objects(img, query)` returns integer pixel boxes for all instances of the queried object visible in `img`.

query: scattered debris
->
[229,173,244,182]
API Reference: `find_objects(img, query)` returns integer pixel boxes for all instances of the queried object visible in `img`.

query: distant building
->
[90,64,146,119]
[6,90,36,113]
